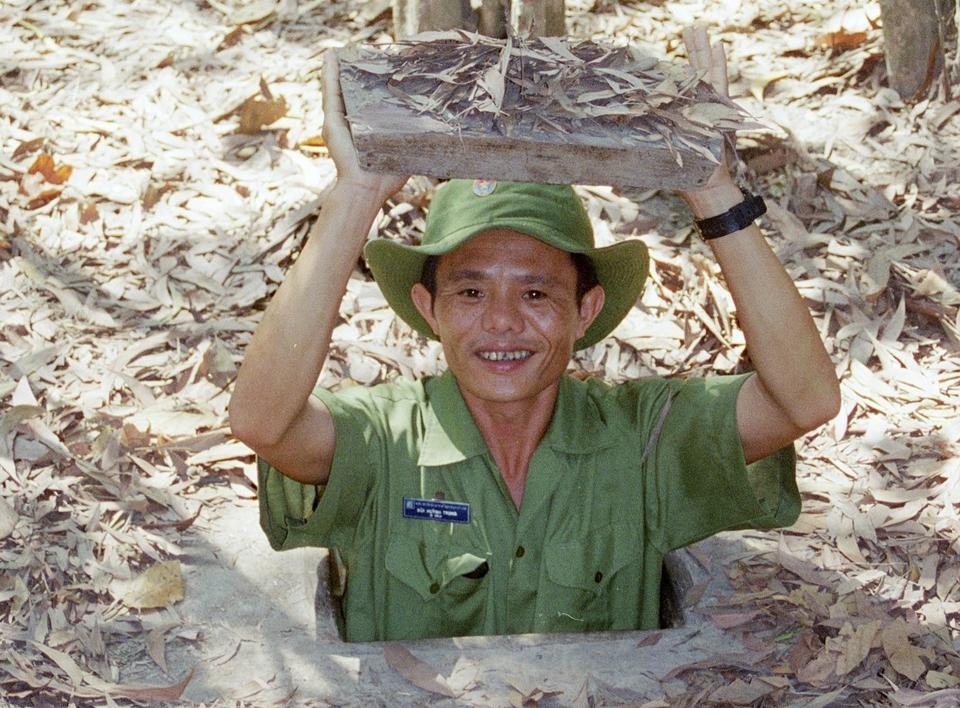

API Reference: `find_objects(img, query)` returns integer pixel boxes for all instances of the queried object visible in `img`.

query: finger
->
[683,26,729,96]
[321,50,345,121]
[321,51,354,150]
[682,25,711,71]
[682,26,699,70]
[710,43,729,97]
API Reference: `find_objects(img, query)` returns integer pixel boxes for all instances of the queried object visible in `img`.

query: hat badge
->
[472,179,497,196]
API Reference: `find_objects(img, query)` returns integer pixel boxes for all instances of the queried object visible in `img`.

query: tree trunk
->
[940,0,960,94]
[392,0,474,38]
[510,0,566,37]
[392,0,565,39]
[880,0,958,99]
[480,0,509,37]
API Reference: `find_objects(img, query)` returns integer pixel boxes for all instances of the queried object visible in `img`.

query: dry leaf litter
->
[340,31,759,152]
[1,0,959,706]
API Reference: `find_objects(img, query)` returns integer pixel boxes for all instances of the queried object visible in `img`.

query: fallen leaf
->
[230,0,278,25]
[237,96,287,134]
[382,644,457,697]
[0,497,18,539]
[749,71,791,101]
[109,668,196,701]
[506,677,563,707]
[707,677,786,705]
[146,627,169,673]
[636,631,662,647]
[121,422,151,449]
[79,202,100,224]
[882,619,935,682]
[0,404,45,437]
[710,611,760,629]
[836,620,881,676]
[926,670,960,689]
[798,687,850,708]
[889,686,960,707]
[13,137,45,160]
[778,542,836,587]
[816,30,868,52]
[217,26,246,51]
[29,641,85,686]
[22,183,63,210]
[201,340,238,388]
[27,153,73,184]
[795,636,839,687]
[863,251,891,301]
[121,561,185,610]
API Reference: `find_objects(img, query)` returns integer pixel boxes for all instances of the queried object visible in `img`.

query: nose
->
[481,292,524,334]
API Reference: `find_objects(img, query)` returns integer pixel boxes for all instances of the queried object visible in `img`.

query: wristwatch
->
[693,190,767,241]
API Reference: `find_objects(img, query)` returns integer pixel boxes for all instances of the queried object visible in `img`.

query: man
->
[229,27,841,642]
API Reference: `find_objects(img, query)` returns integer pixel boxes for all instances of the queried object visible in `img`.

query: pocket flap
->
[545,522,639,594]
[385,534,487,601]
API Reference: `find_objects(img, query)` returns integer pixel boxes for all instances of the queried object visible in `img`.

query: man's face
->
[411,229,604,411]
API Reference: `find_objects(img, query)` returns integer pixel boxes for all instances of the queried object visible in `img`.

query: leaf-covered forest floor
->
[2,0,960,705]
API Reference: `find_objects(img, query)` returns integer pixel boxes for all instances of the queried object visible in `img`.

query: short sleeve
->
[649,373,799,551]
[257,386,387,551]
[258,457,321,550]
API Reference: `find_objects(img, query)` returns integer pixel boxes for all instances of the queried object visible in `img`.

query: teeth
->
[479,350,531,362]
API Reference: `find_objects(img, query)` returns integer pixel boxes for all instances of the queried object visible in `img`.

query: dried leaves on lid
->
[340,31,762,149]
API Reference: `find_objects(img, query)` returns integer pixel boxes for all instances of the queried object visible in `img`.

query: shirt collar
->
[418,371,617,468]
[419,370,488,467]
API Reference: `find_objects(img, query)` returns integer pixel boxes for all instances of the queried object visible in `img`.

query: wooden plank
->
[337,35,738,191]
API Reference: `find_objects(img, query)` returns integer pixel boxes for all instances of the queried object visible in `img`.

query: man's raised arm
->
[228,53,409,485]
[678,27,841,464]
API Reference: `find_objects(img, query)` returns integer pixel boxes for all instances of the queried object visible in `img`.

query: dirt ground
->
[2,0,960,706]
[106,500,756,705]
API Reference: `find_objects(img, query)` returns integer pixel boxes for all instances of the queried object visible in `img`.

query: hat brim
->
[365,234,648,351]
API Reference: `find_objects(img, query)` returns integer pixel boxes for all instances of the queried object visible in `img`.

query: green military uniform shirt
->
[259,370,799,642]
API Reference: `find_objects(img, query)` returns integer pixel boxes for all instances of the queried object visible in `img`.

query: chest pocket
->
[543,522,640,632]
[384,530,491,637]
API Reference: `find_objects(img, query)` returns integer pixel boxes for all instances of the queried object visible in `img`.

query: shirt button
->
[429,582,440,594]
[515,546,525,558]
[594,571,603,583]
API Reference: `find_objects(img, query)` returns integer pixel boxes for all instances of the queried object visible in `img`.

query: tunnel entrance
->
[317,544,712,643]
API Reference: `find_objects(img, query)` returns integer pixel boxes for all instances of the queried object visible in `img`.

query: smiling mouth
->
[478,350,533,362]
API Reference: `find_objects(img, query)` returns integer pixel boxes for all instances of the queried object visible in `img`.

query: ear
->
[411,282,440,337]
[576,285,605,340]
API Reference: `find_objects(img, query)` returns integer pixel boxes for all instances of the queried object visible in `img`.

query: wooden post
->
[880,0,957,99]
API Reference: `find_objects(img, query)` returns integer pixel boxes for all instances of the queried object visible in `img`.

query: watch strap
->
[694,191,767,241]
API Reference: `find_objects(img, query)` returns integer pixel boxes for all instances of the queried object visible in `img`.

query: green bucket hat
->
[364,180,649,350]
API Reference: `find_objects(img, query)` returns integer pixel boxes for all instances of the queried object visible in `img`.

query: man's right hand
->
[321,51,410,204]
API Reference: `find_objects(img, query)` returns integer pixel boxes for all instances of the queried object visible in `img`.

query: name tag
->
[403,497,471,524]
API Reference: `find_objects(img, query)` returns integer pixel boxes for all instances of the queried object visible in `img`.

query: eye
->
[460,288,482,298]
[525,290,545,300]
